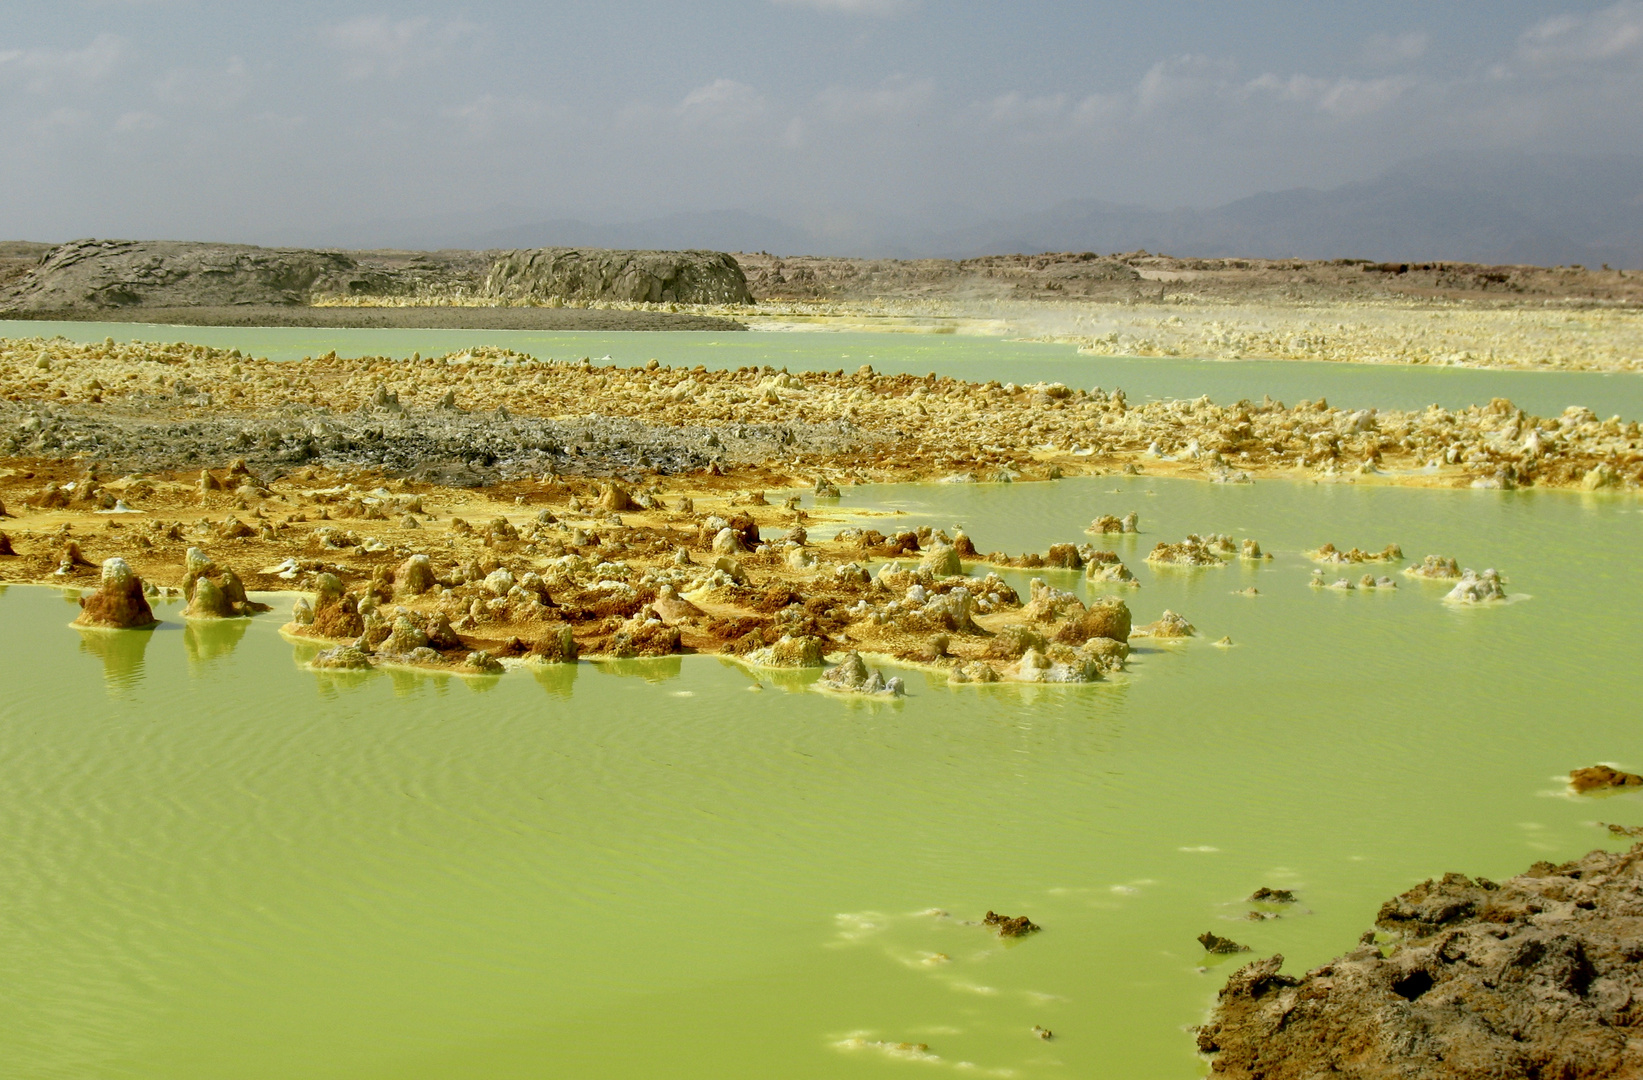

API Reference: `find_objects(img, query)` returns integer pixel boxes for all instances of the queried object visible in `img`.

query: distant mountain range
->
[326,152,1643,268]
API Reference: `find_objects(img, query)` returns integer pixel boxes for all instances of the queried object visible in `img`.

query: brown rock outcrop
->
[1571,766,1643,794]
[306,573,364,639]
[984,911,1041,938]
[1134,610,1195,638]
[1197,845,1643,1079]
[1054,597,1132,645]
[181,547,270,618]
[483,247,752,305]
[395,554,435,597]
[73,558,158,629]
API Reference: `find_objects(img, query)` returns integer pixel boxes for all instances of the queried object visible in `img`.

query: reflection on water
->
[308,666,375,697]
[183,617,250,670]
[386,667,453,698]
[594,656,683,683]
[75,624,156,691]
[531,660,579,699]
[751,664,824,694]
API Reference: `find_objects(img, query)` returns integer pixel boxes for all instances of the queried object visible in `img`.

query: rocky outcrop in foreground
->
[1197,845,1643,1078]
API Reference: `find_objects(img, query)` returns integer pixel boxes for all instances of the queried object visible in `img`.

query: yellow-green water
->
[3,474,1640,1078]
[12,321,1643,418]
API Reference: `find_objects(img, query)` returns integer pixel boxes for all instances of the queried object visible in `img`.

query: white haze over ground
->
[3,1,1643,258]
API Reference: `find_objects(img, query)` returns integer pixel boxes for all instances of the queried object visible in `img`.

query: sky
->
[3,0,1643,244]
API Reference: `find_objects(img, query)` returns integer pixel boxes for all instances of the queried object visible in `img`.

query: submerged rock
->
[984,911,1041,938]
[1313,542,1404,564]
[1444,568,1507,603]
[1147,535,1225,567]
[1197,845,1643,1080]
[1133,610,1195,638]
[1570,765,1643,793]
[1406,554,1462,580]
[1199,932,1251,955]
[73,557,158,629]
[1088,512,1139,534]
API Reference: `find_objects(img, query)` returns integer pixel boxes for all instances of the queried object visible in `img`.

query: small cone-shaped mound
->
[74,558,158,629]
[184,576,236,619]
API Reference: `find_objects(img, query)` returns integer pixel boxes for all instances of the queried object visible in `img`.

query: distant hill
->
[933,153,1643,267]
[296,151,1643,267]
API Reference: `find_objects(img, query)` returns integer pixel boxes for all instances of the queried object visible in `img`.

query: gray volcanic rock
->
[0,398,874,480]
[484,248,752,305]
[0,240,752,314]
[1197,844,1643,1079]
[2,240,379,310]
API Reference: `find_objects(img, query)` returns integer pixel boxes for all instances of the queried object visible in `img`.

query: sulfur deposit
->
[0,339,1629,673]
[0,340,1638,493]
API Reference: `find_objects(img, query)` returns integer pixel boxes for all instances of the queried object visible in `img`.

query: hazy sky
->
[4,1,1643,243]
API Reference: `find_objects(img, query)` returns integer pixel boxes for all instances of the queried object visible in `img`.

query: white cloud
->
[0,34,125,95]
[1518,1,1643,66]
[768,0,913,15]
[678,78,767,127]
[316,14,478,79]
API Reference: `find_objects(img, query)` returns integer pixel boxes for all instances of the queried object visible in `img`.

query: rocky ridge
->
[0,240,751,313]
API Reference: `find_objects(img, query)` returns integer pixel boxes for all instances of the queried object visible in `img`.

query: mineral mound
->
[1197,844,1643,1079]
[73,557,158,629]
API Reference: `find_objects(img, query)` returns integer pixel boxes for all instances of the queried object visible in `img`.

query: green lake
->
[3,471,1640,1078]
[9,321,1643,419]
